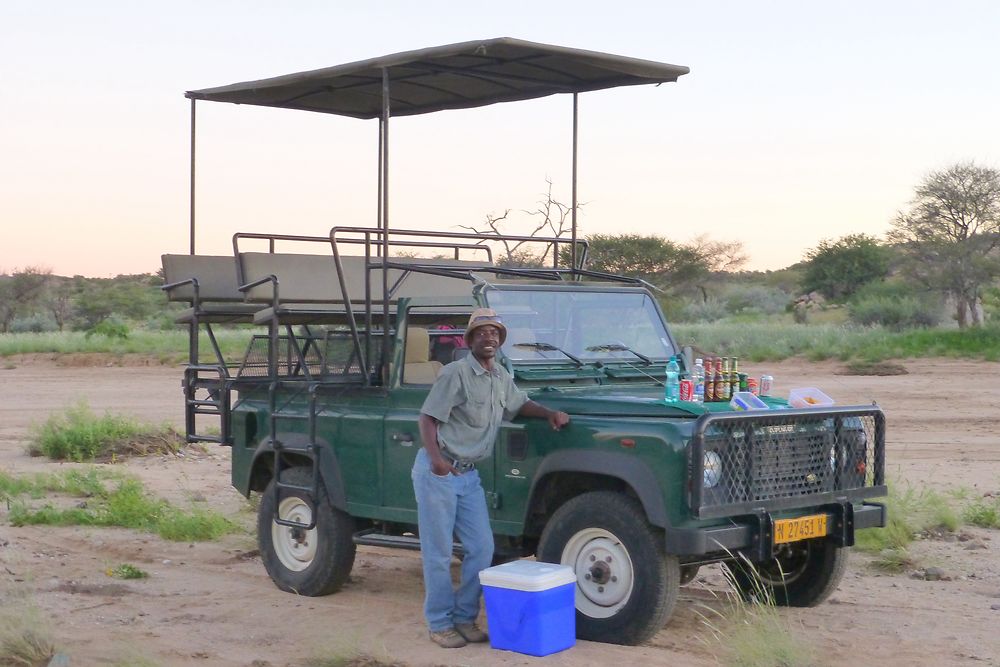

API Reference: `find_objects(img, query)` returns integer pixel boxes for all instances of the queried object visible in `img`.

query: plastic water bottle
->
[693,358,705,403]
[665,355,680,402]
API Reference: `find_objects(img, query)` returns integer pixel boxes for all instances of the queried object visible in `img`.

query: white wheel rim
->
[560,528,634,619]
[272,497,317,572]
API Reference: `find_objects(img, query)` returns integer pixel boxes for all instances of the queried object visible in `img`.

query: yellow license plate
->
[773,514,828,544]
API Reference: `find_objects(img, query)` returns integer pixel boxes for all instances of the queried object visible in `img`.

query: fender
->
[530,449,669,528]
[250,432,347,510]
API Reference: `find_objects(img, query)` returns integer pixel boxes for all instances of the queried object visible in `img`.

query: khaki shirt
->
[420,353,528,461]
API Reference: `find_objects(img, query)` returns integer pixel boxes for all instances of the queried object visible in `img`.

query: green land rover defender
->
[165,39,887,645]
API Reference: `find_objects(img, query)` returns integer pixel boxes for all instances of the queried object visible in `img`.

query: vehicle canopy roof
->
[185,37,689,118]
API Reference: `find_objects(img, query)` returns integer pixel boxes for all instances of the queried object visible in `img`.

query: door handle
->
[392,432,414,446]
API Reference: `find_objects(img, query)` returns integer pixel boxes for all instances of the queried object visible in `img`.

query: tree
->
[0,267,52,333]
[889,161,1000,327]
[44,276,78,332]
[801,233,890,301]
[581,234,746,296]
[459,178,577,267]
[71,277,163,328]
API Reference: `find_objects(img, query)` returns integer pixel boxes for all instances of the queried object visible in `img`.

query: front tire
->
[537,491,679,645]
[726,538,848,606]
[258,466,356,596]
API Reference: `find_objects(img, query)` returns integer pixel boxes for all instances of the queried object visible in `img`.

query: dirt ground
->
[1,355,998,667]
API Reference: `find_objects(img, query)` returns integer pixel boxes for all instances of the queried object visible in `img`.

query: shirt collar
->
[464,351,495,376]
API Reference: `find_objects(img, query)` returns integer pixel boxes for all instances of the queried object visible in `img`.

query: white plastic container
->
[730,391,769,411]
[479,560,577,656]
[788,387,835,408]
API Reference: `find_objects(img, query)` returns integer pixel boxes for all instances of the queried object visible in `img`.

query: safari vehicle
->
[164,39,887,645]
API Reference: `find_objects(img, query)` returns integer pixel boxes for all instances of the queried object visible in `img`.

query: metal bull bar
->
[687,405,887,521]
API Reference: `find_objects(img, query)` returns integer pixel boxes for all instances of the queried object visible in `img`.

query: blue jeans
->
[411,447,494,632]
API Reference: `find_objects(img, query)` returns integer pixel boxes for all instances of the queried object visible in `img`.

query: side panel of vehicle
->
[230,388,390,513]
[490,415,692,536]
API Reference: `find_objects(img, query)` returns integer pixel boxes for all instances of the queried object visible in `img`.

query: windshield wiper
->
[586,342,653,365]
[513,342,584,367]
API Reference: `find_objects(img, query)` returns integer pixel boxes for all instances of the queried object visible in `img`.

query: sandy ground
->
[1,355,999,667]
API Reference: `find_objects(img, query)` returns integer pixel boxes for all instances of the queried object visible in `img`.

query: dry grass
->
[0,593,58,667]
[696,556,821,667]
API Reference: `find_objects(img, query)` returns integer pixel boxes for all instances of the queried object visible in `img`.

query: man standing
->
[413,308,570,648]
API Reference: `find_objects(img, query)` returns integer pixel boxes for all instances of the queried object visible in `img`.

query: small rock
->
[923,567,950,581]
[992,603,1000,611]
[964,541,988,551]
[162,559,172,565]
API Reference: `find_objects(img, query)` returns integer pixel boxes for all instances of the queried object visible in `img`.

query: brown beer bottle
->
[713,359,725,403]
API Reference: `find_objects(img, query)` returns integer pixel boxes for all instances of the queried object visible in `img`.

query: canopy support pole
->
[379,68,391,385]
[189,99,197,254]
[570,93,578,272]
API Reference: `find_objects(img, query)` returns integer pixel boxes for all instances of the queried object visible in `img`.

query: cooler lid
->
[479,560,576,591]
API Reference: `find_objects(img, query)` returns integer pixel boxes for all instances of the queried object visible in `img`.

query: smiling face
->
[469,324,501,366]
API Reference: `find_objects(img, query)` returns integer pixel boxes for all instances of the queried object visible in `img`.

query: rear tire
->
[726,538,848,606]
[258,466,356,596]
[537,491,679,645]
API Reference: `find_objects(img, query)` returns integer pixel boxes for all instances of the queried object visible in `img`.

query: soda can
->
[747,378,759,396]
[679,379,694,401]
[759,375,773,396]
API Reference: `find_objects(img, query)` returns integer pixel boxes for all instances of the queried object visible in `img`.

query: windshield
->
[485,288,674,364]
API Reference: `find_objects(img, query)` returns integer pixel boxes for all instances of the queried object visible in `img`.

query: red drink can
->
[679,379,694,401]
[759,375,773,396]
[747,378,759,396]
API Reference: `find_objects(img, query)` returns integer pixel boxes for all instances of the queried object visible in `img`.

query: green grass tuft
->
[108,563,149,579]
[4,469,240,542]
[962,496,1000,529]
[29,402,185,462]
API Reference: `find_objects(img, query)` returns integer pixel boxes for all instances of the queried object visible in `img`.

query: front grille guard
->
[688,406,886,520]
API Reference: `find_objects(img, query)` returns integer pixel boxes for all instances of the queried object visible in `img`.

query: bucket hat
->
[464,308,506,346]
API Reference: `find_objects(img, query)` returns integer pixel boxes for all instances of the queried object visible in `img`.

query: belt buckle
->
[449,455,475,473]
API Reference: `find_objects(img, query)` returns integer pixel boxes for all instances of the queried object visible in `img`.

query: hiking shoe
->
[455,622,489,643]
[429,628,467,648]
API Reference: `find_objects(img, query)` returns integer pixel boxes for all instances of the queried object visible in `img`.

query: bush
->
[84,317,130,339]
[10,313,59,333]
[721,284,791,317]
[676,297,729,323]
[847,295,942,330]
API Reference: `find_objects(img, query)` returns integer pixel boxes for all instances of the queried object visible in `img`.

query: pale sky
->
[2,1,999,277]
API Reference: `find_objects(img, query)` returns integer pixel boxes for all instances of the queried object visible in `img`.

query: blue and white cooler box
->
[478,560,577,656]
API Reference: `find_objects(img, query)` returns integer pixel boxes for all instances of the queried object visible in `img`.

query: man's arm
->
[418,413,458,476]
[517,400,570,431]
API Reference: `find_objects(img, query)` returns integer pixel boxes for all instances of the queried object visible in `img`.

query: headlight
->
[829,445,837,471]
[703,450,722,488]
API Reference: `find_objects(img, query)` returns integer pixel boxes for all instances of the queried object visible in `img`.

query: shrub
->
[848,295,942,330]
[677,297,729,323]
[10,313,59,333]
[84,317,130,339]
[721,284,791,317]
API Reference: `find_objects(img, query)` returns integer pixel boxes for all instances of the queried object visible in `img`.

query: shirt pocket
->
[465,396,490,428]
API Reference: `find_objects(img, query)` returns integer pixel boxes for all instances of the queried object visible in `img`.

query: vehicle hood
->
[527,385,708,418]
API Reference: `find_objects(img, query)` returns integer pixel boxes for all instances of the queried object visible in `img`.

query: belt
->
[442,452,477,473]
